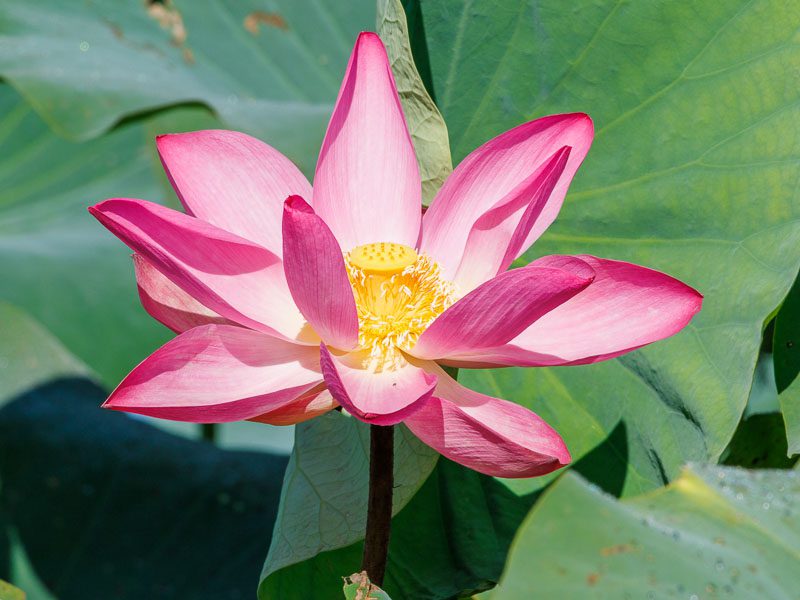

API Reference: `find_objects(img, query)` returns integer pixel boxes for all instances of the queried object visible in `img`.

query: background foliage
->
[0,0,798,599]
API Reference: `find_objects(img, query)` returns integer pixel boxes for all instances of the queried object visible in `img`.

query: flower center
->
[349,241,418,274]
[346,242,455,372]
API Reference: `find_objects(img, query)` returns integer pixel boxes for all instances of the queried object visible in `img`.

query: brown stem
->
[361,424,394,586]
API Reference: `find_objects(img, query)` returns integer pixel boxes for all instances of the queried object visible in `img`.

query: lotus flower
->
[88,32,701,478]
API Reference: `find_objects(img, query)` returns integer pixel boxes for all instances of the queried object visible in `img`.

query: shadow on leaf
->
[0,378,288,600]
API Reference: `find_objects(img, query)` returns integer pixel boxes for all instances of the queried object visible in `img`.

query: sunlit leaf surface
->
[0,0,373,171]
[493,465,800,599]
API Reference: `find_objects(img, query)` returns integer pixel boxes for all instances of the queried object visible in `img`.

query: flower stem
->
[361,424,394,586]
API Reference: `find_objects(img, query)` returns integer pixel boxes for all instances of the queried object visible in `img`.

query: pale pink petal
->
[89,198,310,341]
[313,32,421,251]
[411,263,593,360]
[453,147,570,292]
[421,113,593,280]
[157,130,311,256]
[404,366,570,478]
[249,387,338,426]
[104,325,323,422]
[133,254,234,333]
[442,255,703,367]
[282,196,359,349]
[319,344,436,425]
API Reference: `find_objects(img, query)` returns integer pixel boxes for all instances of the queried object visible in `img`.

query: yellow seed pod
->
[348,242,418,274]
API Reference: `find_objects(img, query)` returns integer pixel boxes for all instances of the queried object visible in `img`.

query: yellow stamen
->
[345,242,455,372]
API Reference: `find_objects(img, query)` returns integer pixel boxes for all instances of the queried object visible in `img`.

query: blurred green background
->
[1,1,799,599]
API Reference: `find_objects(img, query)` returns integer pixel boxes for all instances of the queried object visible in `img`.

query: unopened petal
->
[282,196,359,349]
[313,32,421,251]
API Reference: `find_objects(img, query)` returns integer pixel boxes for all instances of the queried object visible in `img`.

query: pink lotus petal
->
[249,387,338,426]
[157,130,311,256]
[89,198,310,342]
[453,146,571,292]
[133,254,233,333]
[319,344,436,425]
[104,324,323,422]
[421,113,593,280]
[313,32,421,251]
[442,255,703,367]
[404,366,570,478]
[282,196,359,349]
[412,263,593,360]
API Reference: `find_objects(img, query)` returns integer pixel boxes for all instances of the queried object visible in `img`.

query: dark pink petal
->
[319,344,436,425]
[421,113,593,283]
[282,196,359,350]
[453,147,570,291]
[104,325,323,423]
[133,254,233,333]
[404,367,570,478]
[313,32,421,251]
[443,255,703,367]
[249,387,337,426]
[411,263,593,360]
[157,130,311,256]
[89,198,309,341]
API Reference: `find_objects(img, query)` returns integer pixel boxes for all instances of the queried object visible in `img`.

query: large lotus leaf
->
[0,83,216,387]
[0,0,373,170]
[492,465,800,598]
[422,0,800,496]
[0,378,288,599]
